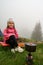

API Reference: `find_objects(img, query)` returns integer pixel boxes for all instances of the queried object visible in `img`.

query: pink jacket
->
[3,28,18,41]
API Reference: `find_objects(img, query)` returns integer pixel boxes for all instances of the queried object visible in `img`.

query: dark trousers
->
[6,35,18,49]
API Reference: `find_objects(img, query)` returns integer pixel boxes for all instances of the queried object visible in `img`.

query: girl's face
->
[8,21,14,28]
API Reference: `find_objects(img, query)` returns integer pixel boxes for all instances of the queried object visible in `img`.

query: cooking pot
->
[25,43,36,52]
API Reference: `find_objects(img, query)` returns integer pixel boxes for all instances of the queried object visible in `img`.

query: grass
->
[0,43,43,65]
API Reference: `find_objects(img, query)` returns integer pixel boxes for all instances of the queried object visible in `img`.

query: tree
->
[31,22,42,41]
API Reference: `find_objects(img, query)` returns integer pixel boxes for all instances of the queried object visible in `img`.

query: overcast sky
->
[0,0,43,37]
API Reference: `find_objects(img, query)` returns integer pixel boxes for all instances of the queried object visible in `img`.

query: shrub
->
[0,37,3,41]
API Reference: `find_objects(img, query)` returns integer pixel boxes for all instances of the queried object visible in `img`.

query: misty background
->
[0,0,43,38]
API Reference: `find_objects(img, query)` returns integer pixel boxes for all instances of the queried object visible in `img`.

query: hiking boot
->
[11,48,15,53]
[17,47,24,52]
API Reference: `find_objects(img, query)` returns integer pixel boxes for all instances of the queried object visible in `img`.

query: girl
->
[3,18,24,53]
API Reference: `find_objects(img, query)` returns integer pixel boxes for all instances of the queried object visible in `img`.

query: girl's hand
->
[8,33,15,37]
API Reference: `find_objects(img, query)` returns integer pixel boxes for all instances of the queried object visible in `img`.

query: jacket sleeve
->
[3,29,9,38]
[14,29,18,39]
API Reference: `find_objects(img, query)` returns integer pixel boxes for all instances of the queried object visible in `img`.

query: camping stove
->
[25,43,36,65]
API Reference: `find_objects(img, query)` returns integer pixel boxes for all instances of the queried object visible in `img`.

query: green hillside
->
[0,43,43,65]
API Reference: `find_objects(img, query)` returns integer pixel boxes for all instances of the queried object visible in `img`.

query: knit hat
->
[8,18,14,22]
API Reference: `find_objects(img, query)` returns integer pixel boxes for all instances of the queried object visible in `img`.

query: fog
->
[0,0,43,38]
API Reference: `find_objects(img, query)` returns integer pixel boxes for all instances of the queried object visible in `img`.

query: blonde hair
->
[7,18,15,28]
